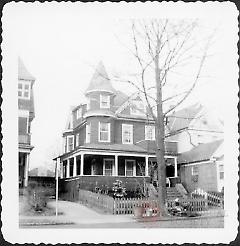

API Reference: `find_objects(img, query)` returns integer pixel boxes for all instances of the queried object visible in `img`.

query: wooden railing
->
[191,188,224,208]
[78,189,208,214]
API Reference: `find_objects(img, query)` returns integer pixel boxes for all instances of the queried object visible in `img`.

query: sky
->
[3,3,238,171]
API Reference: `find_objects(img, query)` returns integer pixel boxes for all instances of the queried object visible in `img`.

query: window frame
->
[145,125,155,140]
[122,124,133,144]
[99,122,111,142]
[76,107,82,119]
[76,133,80,147]
[192,165,199,176]
[219,164,224,180]
[67,135,74,152]
[125,159,135,177]
[103,158,114,176]
[86,123,91,143]
[100,94,110,109]
[18,81,31,100]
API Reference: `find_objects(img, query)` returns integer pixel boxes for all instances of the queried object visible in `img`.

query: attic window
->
[130,100,145,116]
[18,81,30,99]
[100,94,110,108]
[145,125,155,140]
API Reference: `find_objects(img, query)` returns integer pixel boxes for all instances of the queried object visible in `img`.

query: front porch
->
[57,149,179,190]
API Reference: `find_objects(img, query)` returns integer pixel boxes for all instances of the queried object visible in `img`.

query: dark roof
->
[167,103,203,132]
[178,139,223,164]
[85,61,116,95]
[18,57,35,81]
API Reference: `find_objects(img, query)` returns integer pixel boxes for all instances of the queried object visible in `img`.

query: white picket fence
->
[78,189,208,214]
[191,188,224,208]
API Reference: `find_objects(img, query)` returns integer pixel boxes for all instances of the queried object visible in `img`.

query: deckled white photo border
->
[1,2,239,244]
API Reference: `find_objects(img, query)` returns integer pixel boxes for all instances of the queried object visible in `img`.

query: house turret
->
[84,62,116,118]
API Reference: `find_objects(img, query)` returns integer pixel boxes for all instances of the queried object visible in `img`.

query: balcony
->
[19,134,31,145]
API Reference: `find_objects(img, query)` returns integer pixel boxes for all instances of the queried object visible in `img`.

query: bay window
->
[99,122,110,142]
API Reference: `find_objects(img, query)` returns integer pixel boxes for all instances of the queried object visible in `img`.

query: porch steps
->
[166,187,184,199]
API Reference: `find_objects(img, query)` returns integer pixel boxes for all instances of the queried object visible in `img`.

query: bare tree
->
[116,19,214,216]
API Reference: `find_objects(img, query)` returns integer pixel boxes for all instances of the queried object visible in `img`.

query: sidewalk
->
[19,199,133,226]
[19,199,225,227]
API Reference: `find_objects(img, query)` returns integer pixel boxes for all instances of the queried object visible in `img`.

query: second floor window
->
[67,136,74,152]
[76,133,80,146]
[86,123,91,143]
[100,94,110,108]
[122,124,133,144]
[18,81,30,99]
[99,122,110,142]
[145,125,155,140]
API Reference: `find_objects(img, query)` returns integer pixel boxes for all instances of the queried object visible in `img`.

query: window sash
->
[76,108,82,119]
[192,166,199,176]
[122,124,133,144]
[67,136,74,152]
[76,133,79,146]
[145,125,155,140]
[100,95,110,108]
[104,159,113,176]
[125,160,134,176]
[99,122,110,142]
[18,82,30,99]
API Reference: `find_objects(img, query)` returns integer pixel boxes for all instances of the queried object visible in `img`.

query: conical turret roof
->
[18,57,35,81]
[85,61,116,95]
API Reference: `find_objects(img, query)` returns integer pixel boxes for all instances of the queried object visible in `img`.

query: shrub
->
[26,182,48,212]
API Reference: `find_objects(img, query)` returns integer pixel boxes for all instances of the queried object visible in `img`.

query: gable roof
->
[167,103,203,133]
[18,57,35,81]
[178,139,224,164]
[85,61,116,95]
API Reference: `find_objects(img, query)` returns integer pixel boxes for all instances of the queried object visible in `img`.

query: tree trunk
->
[155,41,168,216]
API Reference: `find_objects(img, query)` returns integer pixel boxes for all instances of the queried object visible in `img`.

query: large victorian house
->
[18,58,35,187]
[55,62,178,194]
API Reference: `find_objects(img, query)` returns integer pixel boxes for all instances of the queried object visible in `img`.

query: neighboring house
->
[29,167,55,177]
[166,103,223,153]
[54,62,179,193]
[18,58,35,187]
[178,139,224,193]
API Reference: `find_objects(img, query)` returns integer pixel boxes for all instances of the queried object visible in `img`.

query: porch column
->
[114,155,118,176]
[174,157,178,177]
[145,156,149,176]
[24,153,29,187]
[73,156,77,176]
[80,153,84,176]
[66,159,70,178]
[60,161,63,178]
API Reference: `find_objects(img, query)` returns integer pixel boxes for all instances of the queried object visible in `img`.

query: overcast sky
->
[3,3,238,170]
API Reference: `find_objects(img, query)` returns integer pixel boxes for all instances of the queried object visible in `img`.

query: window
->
[86,123,91,143]
[76,108,82,119]
[76,133,79,146]
[192,166,199,176]
[125,160,135,176]
[67,136,74,152]
[104,159,114,176]
[86,98,91,111]
[145,125,155,140]
[69,158,74,177]
[130,100,145,115]
[122,124,133,144]
[219,164,224,180]
[100,94,110,108]
[99,122,110,142]
[18,81,31,99]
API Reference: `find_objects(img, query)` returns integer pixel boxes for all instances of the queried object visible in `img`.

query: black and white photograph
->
[1,2,239,244]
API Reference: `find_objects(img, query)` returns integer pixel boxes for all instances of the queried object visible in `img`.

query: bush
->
[26,182,48,212]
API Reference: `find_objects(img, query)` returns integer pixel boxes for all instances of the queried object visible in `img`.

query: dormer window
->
[18,81,31,100]
[100,94,110,109]
[76,107,82,119]
[145,125,155,140]
[130,100,145,116]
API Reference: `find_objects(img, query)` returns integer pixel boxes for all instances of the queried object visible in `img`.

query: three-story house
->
[55,62,178,194]
[18,58,35,188]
